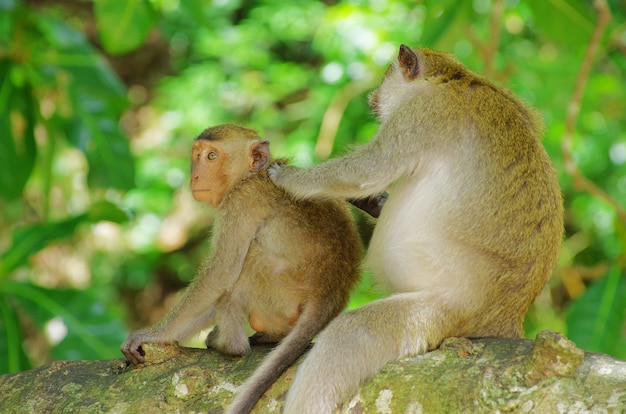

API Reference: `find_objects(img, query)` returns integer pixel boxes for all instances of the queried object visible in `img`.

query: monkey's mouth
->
[191,190,213,201]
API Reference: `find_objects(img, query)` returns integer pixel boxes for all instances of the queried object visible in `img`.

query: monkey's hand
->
[121,330,160,365]
[266,162,288,182]
[267,163,295,187]
[349,193,388,218]
[267,163,314,198]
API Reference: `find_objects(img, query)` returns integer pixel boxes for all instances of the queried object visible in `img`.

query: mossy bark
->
[1,331,624,413]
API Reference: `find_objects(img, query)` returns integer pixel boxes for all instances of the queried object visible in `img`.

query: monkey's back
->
[456,80,563,333]
[223,170,361,335]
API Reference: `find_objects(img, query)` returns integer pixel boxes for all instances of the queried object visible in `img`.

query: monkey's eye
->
[207,152,218,160]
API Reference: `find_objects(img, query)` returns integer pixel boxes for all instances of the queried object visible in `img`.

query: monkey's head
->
[191,124,270,207]
[368,45,467,120]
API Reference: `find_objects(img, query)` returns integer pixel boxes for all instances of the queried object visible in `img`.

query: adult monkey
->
[121,125,361,414]
[269,45,563,413]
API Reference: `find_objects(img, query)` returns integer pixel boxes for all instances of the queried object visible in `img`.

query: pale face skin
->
[190,140,228,206]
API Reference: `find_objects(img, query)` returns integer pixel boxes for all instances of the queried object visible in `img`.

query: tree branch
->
[560,0,626,223]
[466,0,504,78]
[1,331,625,413]
[315,79,374,160]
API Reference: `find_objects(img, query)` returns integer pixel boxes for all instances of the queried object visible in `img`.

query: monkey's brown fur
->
[121,125,361,414]
[269,46,563,413]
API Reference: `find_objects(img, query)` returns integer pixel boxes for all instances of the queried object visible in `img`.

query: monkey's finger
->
[121,350,135,364]
[129,351,144,365]
[266,163,283,181]
[121,343,145,365]
[121,349,138,365]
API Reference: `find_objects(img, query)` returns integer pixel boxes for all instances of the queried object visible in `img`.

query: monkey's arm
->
[121,209,263,364]
[268,120,425,200]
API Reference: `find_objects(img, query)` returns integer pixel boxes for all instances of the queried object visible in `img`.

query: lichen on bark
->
[0,331,624,413]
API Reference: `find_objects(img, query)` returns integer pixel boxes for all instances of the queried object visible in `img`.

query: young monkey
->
[269,45,563,412]
[120,124,361,414]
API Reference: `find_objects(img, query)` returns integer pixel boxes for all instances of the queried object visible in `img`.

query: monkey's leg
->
[205,292,250,356]
[284,290,460,414]
[226,302,335,414]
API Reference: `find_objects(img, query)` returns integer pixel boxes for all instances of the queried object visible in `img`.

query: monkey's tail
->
[224,303,332,414]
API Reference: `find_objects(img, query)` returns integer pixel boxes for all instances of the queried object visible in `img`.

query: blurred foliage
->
[0,0,625,374]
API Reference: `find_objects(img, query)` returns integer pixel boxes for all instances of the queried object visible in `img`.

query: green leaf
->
[95,0,157,55]
[0,60,37,202]
[59,52,135,190]
[35,14,127,106]
[0,202,129,277]
[566,266,626,357]
[87,200,131,223]
[36,9,95,50]
[0,295,31,373]
[2,282,128,361]
[527,0,595,47]
[421,0,472,47]
[33,13,135,190]
[61,60,134,189]
[0,216,84,277]
[66,114,136,190]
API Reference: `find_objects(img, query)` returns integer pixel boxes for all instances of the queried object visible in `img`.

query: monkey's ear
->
[249,140,270,172]
[398,44,420,80]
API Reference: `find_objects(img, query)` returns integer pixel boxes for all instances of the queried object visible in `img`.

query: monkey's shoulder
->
[238,171,354,225]
[455,77,543,134]
[225,171,359,254]
[228,171,348,215]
